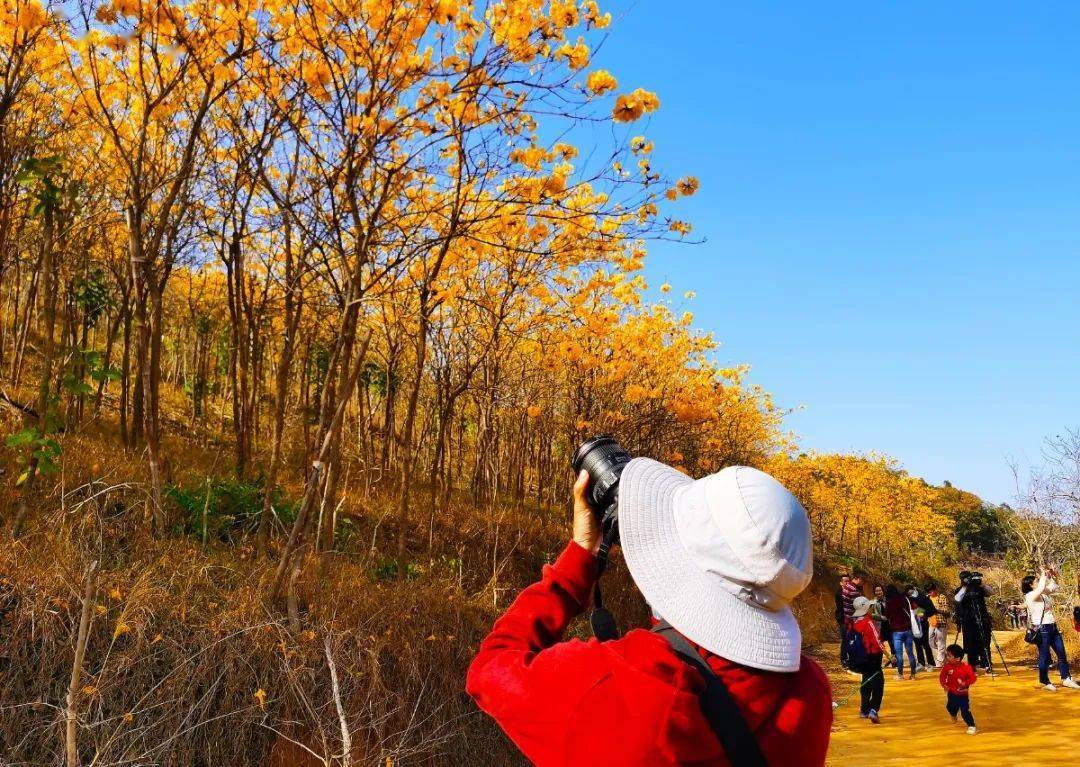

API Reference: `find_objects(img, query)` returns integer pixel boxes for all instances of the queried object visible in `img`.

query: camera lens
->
[572,435,633,511]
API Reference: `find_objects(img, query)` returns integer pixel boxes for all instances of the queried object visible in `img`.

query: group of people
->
[834,564,1080,734]
[1003,602,1029,629]
[835,572,948,680]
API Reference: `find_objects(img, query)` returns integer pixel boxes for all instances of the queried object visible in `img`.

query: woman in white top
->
[1022,567,1080,691]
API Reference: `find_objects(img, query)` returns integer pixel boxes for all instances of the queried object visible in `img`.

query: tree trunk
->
[396,307,429,566]
[257,225,301,557]
[270,329,372,599]
[64,561,98,767]
[118,298,132,448]
[11,205,57,538]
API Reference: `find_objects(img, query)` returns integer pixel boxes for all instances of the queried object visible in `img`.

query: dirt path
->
[826,630,1080,765]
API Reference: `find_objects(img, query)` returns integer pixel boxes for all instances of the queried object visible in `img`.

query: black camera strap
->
[652,620,768,767]
[590,522,621,641]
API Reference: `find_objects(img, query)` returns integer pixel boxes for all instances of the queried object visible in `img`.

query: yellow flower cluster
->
[586,69,617,95]
[613,88,660,123]
[676,176,699,196]
[556,38,590,69]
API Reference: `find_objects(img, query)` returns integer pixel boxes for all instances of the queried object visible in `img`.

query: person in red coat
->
[939,644,978,734]
[466,459,833,766]
[849,596,884,723]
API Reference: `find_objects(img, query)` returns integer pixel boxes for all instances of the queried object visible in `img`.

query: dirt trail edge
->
[826,630,1080,766]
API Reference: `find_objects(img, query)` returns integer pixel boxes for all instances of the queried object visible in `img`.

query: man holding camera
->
[954,571,993,671]
[467,454,832,766]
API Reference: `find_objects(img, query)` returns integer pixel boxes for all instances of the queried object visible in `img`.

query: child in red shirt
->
[939,644,978,734]
[850,597,884,723]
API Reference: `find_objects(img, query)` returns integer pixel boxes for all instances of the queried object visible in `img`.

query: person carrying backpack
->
[467,460,833,766]
[849,596,885,723]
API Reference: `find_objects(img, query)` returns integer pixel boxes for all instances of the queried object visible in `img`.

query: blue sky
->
[593,2,1080,504]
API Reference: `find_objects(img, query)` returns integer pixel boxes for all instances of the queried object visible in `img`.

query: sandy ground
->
[826,630,1080,765]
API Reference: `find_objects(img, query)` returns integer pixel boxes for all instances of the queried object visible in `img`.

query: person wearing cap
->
[466,460,832,766]
[850,596,885,723]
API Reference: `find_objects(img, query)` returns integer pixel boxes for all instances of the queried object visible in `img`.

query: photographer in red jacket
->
[466,455,832,766]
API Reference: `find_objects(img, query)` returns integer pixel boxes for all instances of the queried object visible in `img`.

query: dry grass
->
[0,405,619,765]
[0,502,535,766]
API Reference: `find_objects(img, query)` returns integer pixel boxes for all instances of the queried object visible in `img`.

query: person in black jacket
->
[907,584,939,669]
[954,571,993,671]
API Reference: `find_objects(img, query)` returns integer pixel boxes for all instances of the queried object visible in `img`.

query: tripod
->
[956,590,1010,676]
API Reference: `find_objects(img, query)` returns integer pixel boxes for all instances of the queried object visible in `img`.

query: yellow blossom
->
[556,39,590,70]
[585,69,617,96]
[17,0,48,31]
[677,176,699,196]
[612,89,660,123]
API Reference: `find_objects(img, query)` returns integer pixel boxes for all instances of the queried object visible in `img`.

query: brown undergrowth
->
[0,417,648,765]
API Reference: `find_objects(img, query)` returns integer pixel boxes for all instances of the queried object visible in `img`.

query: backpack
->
[844,625,869,671]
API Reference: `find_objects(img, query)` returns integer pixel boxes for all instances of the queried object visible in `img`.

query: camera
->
[968,572,983,587]
[571,435,633,549]
[571,436,633,641]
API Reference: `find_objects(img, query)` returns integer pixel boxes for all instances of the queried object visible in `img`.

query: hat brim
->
[619,458,803,672]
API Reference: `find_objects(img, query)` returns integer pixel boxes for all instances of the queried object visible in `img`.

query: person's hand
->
[572,470,601,555]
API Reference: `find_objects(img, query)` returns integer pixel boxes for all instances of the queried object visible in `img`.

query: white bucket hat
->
[619,458,813,672]
[852,596,872,619]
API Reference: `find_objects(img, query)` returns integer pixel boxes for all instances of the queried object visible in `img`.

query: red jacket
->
[466,541,833,767]
[851,615,883,655]
[939,660,977,695]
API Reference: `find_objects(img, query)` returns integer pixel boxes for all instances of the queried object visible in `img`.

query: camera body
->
[571,435,633,548]
[571,436,634,641]
[968,572,983,588]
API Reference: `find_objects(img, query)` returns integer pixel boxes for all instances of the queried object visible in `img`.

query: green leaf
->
[5,429,39,449]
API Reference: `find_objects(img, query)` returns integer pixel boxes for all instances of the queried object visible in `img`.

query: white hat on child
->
[852,596,872,619]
